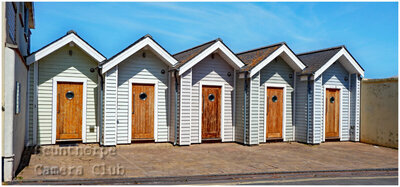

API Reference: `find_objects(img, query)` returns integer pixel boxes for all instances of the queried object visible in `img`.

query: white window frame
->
[264,83,287,142]
[128,79,159,142]
[51,77,87,144]
[198,81,225,143]
[322,85,343,142]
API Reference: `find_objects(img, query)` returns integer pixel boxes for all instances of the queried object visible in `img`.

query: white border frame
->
[128,79,159,142]
[322,85,343,142]
[264,83,287,142]
[198,81,225,143]
[51,77,87,144]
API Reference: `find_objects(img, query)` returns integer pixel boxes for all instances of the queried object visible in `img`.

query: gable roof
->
[26,30,106,65]
[297,45,365,78]
[173,39,218,68]
[101,34,178,74]
[173,38,245,76]
[237,42,284,71]
[297,46,343,75]
[236,42,306,77]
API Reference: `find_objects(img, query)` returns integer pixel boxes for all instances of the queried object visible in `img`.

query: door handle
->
[57,93,60,114]
[132,93,135,114]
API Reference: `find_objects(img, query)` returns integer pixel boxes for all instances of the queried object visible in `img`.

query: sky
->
[31,2,398,78]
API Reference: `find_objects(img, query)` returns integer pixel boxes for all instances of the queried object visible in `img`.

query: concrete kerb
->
[8,168,398,185]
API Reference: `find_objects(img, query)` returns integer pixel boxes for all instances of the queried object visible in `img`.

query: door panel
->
[325,88,340,139]
[266,87,284,139]
[132,83,155,140]
[56,82,83,141]
[202,86,221,140]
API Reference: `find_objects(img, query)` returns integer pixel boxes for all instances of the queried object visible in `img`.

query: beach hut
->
[100,34,177,146]
[295,46,364,144]
[235,42,306,145]
[170,38,245,145]
[26,30,106,145]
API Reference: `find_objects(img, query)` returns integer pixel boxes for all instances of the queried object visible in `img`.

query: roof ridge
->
[297,45,344,56]
[173,38,219,56]
[30,30,106,59]
[236,42,286,55]
[104,34,152,63]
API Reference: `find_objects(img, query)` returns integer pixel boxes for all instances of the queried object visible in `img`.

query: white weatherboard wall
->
[179,69,191,145]
[191,54,235,143]
[103,66,118,146]
[320,61,351,142]
[249,72,260,145]
[350,74,361,141]
[28,64,34,145]
[116,49,169,144]
[258,57,295,142]
[169,72,177,142]
[294,75,309,143]
[31,45,99,145]
[313,75,323,143]
[235,74,245,143]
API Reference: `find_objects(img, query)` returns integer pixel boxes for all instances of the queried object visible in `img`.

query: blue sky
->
[31,2,398,78]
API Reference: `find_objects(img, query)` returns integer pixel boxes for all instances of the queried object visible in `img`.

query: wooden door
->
[325,88,340,139]
[266,87,284,139]
[132,83,155,140]
[201,86,221,140]
[56,82,83,141]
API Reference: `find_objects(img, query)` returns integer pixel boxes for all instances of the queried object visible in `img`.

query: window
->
[139,92,147,100]
[15,82,21,114]
[6,2,16,42]
[208,94,215,101]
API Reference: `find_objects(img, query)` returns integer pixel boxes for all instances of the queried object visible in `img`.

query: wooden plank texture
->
[56,82,83,140]
[202,86,221,140]
[325,88,340,138]
[132,83,154,140]
[266,87,283,139]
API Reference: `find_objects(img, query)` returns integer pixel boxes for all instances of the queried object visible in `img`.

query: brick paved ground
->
[15,142,398,180]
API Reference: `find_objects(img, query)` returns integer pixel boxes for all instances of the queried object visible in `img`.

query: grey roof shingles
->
[297,46,344,75]
[172,39,220,69]
[236,42,285,72]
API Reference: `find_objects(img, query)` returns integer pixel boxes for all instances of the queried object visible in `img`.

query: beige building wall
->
[360,77,398,148]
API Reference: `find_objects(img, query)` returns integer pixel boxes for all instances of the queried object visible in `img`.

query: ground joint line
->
[200,175,398,185]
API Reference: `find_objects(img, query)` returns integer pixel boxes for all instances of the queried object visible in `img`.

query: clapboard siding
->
[349,73,361,141]
[295,75,308,143]
[313,75,323,143]
[259,58,295,142]
[355,75,360,141]
[321,61,350,141]
[235,75,245,143]
[169,72,177,143]
[179,69,192,145]
[28,64,34,145]
[249,72,260,145]
[116,49,169,144]
[104,66,118,146]
[350,74,356,141]
[36,45,98,145]
[191,54,235,143]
